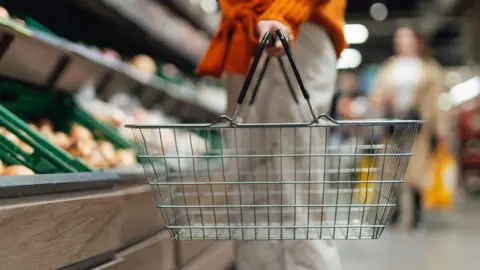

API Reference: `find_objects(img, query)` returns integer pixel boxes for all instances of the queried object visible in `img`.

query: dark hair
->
[395,25,432,59]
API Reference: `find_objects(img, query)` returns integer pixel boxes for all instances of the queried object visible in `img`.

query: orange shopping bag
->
[355,156,377,205]
[423,146,457,210]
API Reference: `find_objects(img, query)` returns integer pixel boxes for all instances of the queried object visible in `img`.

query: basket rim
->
[125,115,423,129]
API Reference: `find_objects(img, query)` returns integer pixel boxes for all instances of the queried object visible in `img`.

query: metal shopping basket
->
[126,31,421,241]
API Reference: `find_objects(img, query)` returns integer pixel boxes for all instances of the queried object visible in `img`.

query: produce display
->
[0,158,35,176]
[1,163,35,176]
[76,89,213,170]
[0,115,136,175]
[0,4,225,177]
[0,126,34,154]
[0,127,37,175]
[26,119,137,169]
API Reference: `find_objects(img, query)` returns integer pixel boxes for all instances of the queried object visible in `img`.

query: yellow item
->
[423,146,457,210]
[355,156,377,205]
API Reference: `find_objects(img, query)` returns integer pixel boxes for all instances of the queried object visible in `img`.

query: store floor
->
[337,195,480,270]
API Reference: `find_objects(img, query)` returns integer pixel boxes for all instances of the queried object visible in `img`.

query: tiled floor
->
[337,196,480,270]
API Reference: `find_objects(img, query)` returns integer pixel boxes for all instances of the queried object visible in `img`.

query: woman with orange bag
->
[370,26,449,229]
[196,0,346,269]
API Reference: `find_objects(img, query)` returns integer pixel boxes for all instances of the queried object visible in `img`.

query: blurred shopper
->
[196,0,346,269]
[370,26,449,229]
[331,72,361,120]
[330,72,363,146]
[331,72,373,138]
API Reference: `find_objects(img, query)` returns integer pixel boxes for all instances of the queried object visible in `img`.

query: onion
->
[115,149,137,167]
[84,151,108,168]
[2,165,35,176]
[19,142,34,154]
[53,132,72,150]
[102,48,122,60]
[0,160,4,175]
[129,54,157,75]
[0,7,9,19]
[70,123,93,142]
[37,119,54,133]
[28,122,38,131]
[39,127,56,144]
[1,129,34,154]
[4,131,20,145]
[98,141,117,166]
[68,139,96,158]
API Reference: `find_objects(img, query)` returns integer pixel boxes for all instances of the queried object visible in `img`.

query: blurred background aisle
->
[338,195,480,270]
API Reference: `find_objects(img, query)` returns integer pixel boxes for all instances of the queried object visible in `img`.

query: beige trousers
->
[224,23,342,270]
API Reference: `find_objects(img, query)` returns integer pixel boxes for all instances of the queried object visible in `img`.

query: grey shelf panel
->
[0,172,119,198]
[0,19,219,123]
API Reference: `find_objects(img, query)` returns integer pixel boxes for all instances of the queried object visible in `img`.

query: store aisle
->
[337,196,480,270]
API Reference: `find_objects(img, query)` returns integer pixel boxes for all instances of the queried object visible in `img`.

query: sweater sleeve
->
[258,0,323,39]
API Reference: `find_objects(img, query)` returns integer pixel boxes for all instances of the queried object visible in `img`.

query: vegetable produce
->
[70,123,93,142]
[0,127,34,154]
[68,139,96,158]
[38,118,54,133]
[83,151,108,169]
[0,160,4,175]
[2,165,35,176]
[115,149,137,167]
[53,132,72,150]
[0,6,9,19]
[102,48,122,60]
[25,120,137,169]
[98,141,117,166]
[129,54,157,75]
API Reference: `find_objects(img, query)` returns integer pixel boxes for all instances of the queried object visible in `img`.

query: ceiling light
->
[344,24,369,44]
[337,49,362,69]
[449,76,480,106]
[370,3,388,21]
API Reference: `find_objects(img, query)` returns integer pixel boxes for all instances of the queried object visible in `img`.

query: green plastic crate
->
[0,77,136,173]
[22,16,57,36]
[0,105,90,173]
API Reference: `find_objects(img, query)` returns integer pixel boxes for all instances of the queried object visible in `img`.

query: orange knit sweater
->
[196,0,346,78]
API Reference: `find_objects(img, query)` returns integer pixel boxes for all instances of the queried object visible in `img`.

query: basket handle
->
[232,30,318,122]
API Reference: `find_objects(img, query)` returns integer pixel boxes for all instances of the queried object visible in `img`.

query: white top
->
[391,57,423,117]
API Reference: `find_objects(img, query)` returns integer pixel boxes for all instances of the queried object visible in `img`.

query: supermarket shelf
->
[105,165,151,182]
[98,0,209,65]
[0,20,219,123]
[0,172,119,198]
[418,0,473,38]
[3,0,208,74]
[161,0,218,35]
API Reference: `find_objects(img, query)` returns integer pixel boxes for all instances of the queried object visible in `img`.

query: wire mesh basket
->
[127,31,421,240]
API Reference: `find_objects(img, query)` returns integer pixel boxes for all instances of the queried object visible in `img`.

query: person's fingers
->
[256,20,294,56]
[256,21,271,41]
[264,39,281,56]
[265,47,283,56]
[265,31,293,56]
